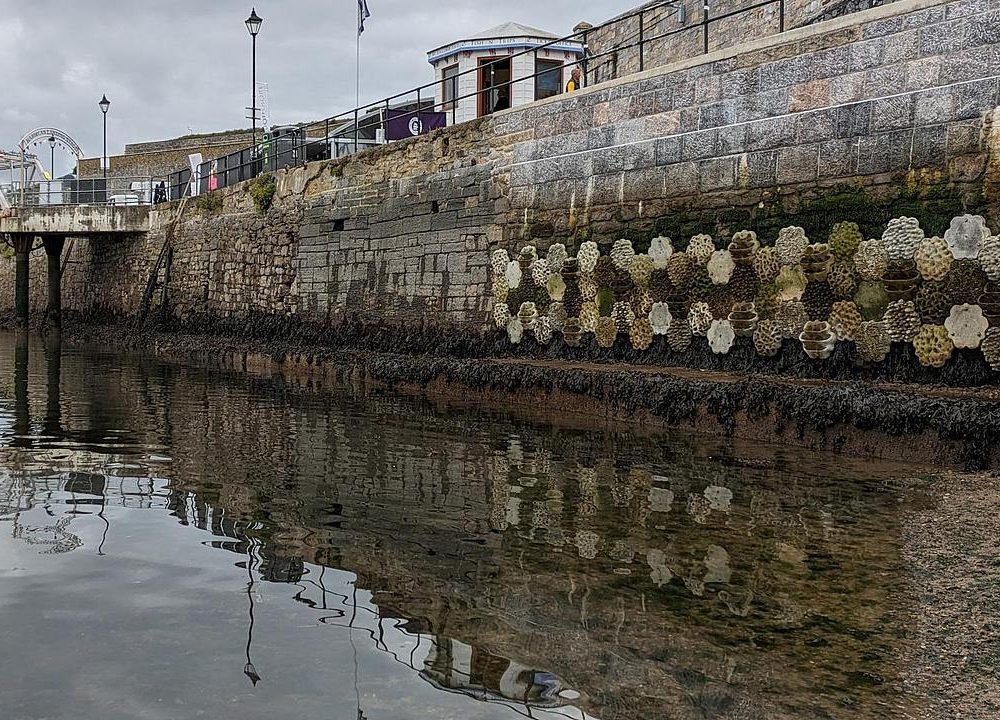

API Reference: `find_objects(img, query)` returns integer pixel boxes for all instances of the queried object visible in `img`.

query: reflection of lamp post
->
[245,9,263,141]
[99,94,111,181]
[47,135,56,204]
[243,531,262,686]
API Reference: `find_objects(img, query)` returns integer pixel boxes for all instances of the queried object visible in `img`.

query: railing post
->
[779,0,785,32]
[638,9,645,72]
[703,1,710,54]
[582,30,589,88]
[416,87,422,135]
[354,108,359,154]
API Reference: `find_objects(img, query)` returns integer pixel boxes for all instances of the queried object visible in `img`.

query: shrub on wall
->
[195,192,223,213]
[248,173,277,215]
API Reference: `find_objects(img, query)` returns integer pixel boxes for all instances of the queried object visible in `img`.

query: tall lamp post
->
[99,94,111,182]
[47,135,56,205]
[245,9,263,142]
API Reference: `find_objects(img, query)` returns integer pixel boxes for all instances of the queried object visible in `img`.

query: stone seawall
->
[2,0,999,337]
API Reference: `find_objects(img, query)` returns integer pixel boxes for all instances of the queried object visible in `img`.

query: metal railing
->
[166,0,783,199]
[1,176,171,208]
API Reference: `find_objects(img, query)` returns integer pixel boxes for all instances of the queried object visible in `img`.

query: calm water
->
[0,332,937,720]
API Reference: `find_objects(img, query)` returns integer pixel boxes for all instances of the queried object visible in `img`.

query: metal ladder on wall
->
[137,177,194,325]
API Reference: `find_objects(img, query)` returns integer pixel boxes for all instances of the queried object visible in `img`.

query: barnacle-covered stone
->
[828,261,857,299]
[883,300,921,342]
[707,250,736,284]
[945,258,987,306]
[854,239,889,281]
[882,217,924,263]
[630,318,654,350]
[493,273,509,302]
[649,302,672,334]
[856,321,891,362]
[728,265,758,303]
[577,241,600,274]
[578,273,598,301]
[562,318,583,347]
[979,236,1000,285]
[518,246,538,269]
[632,289,654,317]
[755,282,780,319]
[518,302,539,330]
[690,266,715,303]
[854,281,890,321]
[649,270,674,300]
[753,318,783,356]
[667,320,693,351]
[801,243,833,281]
[507,317,524,344]
[611,239,636,272]
[666,292,690,321]
[493,303,511,328]
[562,282,583,318]
[915,282,949,324]
[548,302,567,330]
[799,321,836,360]
[945,304,989,349]
[775,300,808,339]
[829,301,863,341]
[728,230,759,266]
[595,316,617,348]
[913,324,954,368]
[707,288,736,320]
[982,327,1000,370]
[687,234,715,265]
[707,320,736,354]
[579,303,599,332]
[667,252,694,291]
[775,226,809,265]
[830,221,862,262]
[688,302,713,336]
[884,260,921,302]
[802,281,835,321]
[945,214,989,260]
[728,302,758,337]
[546,243,568,272]
[776,265,807,301]
[753,246,781,283]
[530,259,550,287]
[491,248,510,275]
[505,260,523,289]
[915,236,953,281]
[980,284,1000,324]
[546,273,566,301]
[630,254,655,287]
[533,316,553,344]
[612,301,636,332]
[649,236,673,269]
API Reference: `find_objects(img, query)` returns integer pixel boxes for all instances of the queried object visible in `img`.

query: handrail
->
[172,0,787,198]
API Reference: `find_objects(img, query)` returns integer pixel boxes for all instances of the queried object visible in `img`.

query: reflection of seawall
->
[0,339,922,719]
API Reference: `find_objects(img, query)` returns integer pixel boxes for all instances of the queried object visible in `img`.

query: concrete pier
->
[43,236,66,329]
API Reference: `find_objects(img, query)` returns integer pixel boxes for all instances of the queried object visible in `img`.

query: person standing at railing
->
[153,182,167,204]
[566,67,582,93]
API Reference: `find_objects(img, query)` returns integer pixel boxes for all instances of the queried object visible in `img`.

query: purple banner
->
[386,109,448,140]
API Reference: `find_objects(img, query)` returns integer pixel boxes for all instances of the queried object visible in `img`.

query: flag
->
[358,0,371,36]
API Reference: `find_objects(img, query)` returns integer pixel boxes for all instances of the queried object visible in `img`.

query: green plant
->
[248,173,277,214]
[196,192,223,213]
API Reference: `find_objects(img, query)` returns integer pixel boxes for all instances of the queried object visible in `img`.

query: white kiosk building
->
[427,22,585,125]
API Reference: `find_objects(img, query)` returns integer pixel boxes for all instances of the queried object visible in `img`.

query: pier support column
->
[43,236,66,329]
[12,234,32,329]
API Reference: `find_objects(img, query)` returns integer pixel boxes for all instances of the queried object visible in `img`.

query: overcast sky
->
[1,0,626,176]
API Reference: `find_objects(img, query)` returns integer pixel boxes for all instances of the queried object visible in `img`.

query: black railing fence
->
[171,0,788,200]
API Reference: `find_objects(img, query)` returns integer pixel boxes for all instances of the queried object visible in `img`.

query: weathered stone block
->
[797,108,837,144]
[777,145,818,184]
[871,95,915,132]
[661,162,699,193]
[836,102,872,138]
[740,150,777,188]
[830,71,867,105]
[718,125,747,155]
[698,157,737,191]
[911,125,948,167]
[699,101,736,129]
[746,115,797,151]
[857,129,913,174]
[849,39,884,72]
[946,121,984,154]
[818,138,858,178]
[682,130,718,160]
[655,137,681,166]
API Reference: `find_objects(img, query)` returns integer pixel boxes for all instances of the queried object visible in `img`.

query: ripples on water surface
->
[0,332,936,720]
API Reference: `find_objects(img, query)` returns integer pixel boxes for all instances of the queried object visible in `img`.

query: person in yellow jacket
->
[566,68,582,93]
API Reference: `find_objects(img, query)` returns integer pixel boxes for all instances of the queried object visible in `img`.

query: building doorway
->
[478,56,512,117]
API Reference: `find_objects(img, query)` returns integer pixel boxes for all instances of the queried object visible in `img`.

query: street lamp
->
[245,9,263,141]
[99,94,111,181]
[48,135,56,205]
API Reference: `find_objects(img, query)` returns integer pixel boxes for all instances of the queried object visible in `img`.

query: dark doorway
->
[478,56,512,117]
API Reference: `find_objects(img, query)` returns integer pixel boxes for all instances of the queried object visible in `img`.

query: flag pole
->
[355,2,361,109]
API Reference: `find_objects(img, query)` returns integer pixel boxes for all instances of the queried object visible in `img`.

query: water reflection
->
[0,333,932,720]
